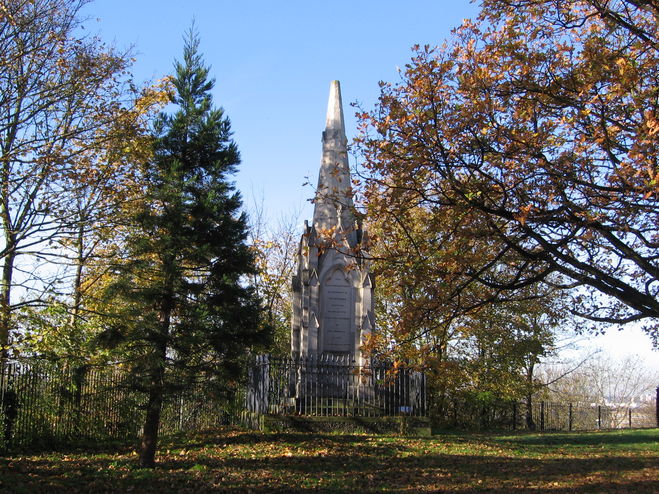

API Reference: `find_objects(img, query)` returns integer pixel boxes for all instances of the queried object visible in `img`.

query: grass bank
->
[0,427,657,493]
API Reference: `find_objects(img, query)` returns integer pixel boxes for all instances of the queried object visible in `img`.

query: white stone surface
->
[291,81,374,364]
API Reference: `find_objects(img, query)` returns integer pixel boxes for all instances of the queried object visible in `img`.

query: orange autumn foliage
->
[357,0,659,354]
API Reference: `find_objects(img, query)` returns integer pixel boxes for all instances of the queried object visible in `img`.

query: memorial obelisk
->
[290,81,374,364]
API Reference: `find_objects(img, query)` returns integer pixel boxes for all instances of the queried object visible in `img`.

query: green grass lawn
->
[0,428,657,493]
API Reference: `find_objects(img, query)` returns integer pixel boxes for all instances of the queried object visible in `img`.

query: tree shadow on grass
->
[2,445,657,493]
[165,429,381,449]
[173,451,659,493]
[1,437,138,457]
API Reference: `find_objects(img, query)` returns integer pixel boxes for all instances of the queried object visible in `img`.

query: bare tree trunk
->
[0,247,15,363]
[525,392,536,430]
[139,261,174,468]
[140,359,165,468]
[525,362,536,430]
[70,221,86,332]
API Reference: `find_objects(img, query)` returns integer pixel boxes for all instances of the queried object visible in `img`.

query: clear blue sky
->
[83,0,657,366]
[83,0,480,221]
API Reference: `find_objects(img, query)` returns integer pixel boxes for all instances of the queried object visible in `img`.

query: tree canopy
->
[0,0,161,361]
[357,0,659,346]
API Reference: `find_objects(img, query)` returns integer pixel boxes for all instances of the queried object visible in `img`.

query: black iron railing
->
[432,396,657,431]
[0,361,231,450]
[246,355,427,417]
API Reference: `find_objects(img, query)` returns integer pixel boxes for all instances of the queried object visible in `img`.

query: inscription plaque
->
[323,318,351,352]
[326,287,350,317]
[322,272,352,352]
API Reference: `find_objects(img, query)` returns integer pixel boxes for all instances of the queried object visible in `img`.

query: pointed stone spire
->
[325,79,346,132]
[291,81,375,363]
[313,80,356,245]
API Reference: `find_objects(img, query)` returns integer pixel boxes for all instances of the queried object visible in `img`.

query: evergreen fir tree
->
[106,29,270,468]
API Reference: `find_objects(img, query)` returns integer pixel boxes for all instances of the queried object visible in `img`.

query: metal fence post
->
[598,405,602,429]
[568,403,573,431]
[512,402,516,430]
[178,394,184,432]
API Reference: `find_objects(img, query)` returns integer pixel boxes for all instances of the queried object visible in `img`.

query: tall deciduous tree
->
[105,29,269,468]
[357,0,659,345]
[248,199,300,356]
[457,294,564,430]
[0,0,142,360]
[14,83,168,365]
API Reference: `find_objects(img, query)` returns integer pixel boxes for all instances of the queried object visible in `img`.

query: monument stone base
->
[239,411,431,436]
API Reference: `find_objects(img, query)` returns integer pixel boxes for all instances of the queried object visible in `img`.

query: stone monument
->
[290,81,374,364]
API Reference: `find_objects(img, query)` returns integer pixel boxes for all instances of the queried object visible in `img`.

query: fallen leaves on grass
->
[0,428,657,493]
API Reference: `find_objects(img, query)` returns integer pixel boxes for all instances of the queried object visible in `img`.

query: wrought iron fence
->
[432,395,657,431]
[516,400,657,431]
[2,358,655,450]
[0,362,140,449]
[0,361,232,451]
[246,355,427,417]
